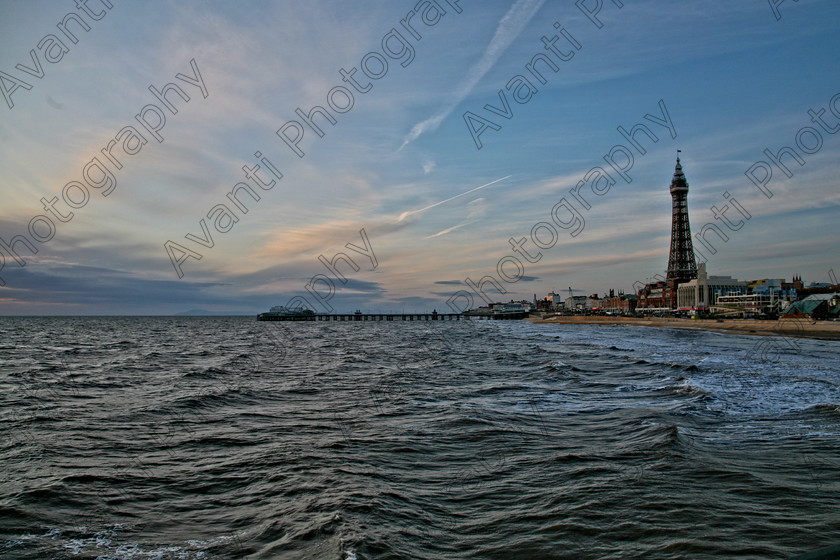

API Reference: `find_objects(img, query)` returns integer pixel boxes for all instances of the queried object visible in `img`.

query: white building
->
[676,263,744,310]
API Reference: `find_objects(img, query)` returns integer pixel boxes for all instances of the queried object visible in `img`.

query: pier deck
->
[257,312,467,322]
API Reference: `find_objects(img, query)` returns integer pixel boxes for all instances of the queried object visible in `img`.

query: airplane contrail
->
[399,0,546,149]
[397,175,511,222]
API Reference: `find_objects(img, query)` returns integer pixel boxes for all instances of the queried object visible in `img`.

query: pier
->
[257,311,468,322]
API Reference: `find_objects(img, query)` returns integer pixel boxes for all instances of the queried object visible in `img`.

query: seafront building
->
[538,292,564,311]
[599,292,638,314]
[530,275,832,318]
[782,293,840,320]
[676,263,743,311]
[714,293,780,316]
[711,278,800,316]
[565,295,588,312]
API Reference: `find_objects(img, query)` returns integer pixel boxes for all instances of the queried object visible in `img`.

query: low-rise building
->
[747,278,798,304]
[715,292,778,316]
[782,293,840,320]
[798,281,840,298]
[544,291,564,310]
[600,293,637,314]
[565,295,588,312]
[783,299,829,320]
[637,280,674,313]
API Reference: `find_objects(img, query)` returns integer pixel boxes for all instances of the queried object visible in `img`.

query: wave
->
[183,366,227,378]
[543,361,585,373]
[182,356,259,379]
[803,403,840,417]
[618,422,684,456]
[665,383,712,398]
[172,390,232,410]
[630,357,704,373]
[2,526,246,560]
[104,340,135,348]
[285,387,321,395]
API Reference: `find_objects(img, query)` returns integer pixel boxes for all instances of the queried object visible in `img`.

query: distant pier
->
[257,311,468,322]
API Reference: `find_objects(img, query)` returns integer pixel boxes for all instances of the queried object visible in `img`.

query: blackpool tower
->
[665,151,698,283]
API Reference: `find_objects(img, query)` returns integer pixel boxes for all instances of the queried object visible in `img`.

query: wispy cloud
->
[425,222,471,239]
[399,0,546,149]
[397,175,511,222]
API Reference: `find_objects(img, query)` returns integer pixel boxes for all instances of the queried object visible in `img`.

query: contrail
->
[398,175,511,222]
[399,0,546,150]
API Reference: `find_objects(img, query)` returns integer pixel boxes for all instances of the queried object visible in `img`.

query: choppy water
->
[1,316,839,559]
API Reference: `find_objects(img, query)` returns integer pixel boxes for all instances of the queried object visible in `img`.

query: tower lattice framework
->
[666,154,698,282]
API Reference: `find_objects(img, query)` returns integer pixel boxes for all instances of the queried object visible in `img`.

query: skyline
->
[1,0,839,315]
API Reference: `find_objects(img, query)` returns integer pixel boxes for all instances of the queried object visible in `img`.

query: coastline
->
[528,315,840,341]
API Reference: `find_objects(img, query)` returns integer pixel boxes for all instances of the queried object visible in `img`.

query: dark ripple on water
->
[1,316,839,559]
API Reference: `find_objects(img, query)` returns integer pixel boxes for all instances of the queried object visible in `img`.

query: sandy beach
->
[529,315,840,341]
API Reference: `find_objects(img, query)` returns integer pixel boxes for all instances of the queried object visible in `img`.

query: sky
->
[0,0,838,315]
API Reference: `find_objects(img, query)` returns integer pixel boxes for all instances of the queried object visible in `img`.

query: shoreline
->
[527,315,840,341]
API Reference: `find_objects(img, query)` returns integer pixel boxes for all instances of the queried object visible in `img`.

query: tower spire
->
[666,151,697,283]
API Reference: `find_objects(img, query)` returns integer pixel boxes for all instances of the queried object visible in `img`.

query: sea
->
[1,316,839,560]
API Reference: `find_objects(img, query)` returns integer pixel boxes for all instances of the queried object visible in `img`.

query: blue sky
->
[0,0,838,315]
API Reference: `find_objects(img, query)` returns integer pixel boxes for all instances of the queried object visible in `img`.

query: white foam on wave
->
[508,321,840,427]
[3,526,248,560]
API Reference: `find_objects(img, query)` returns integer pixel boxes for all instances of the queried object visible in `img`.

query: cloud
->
[399,0,547,149]
[0,264,230,314]
[424,198,488,239]
[466,197,488,220]
[45,96,65,110]
[425,222,471,239]
[337,278,387,295]
[397,175,511,222]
